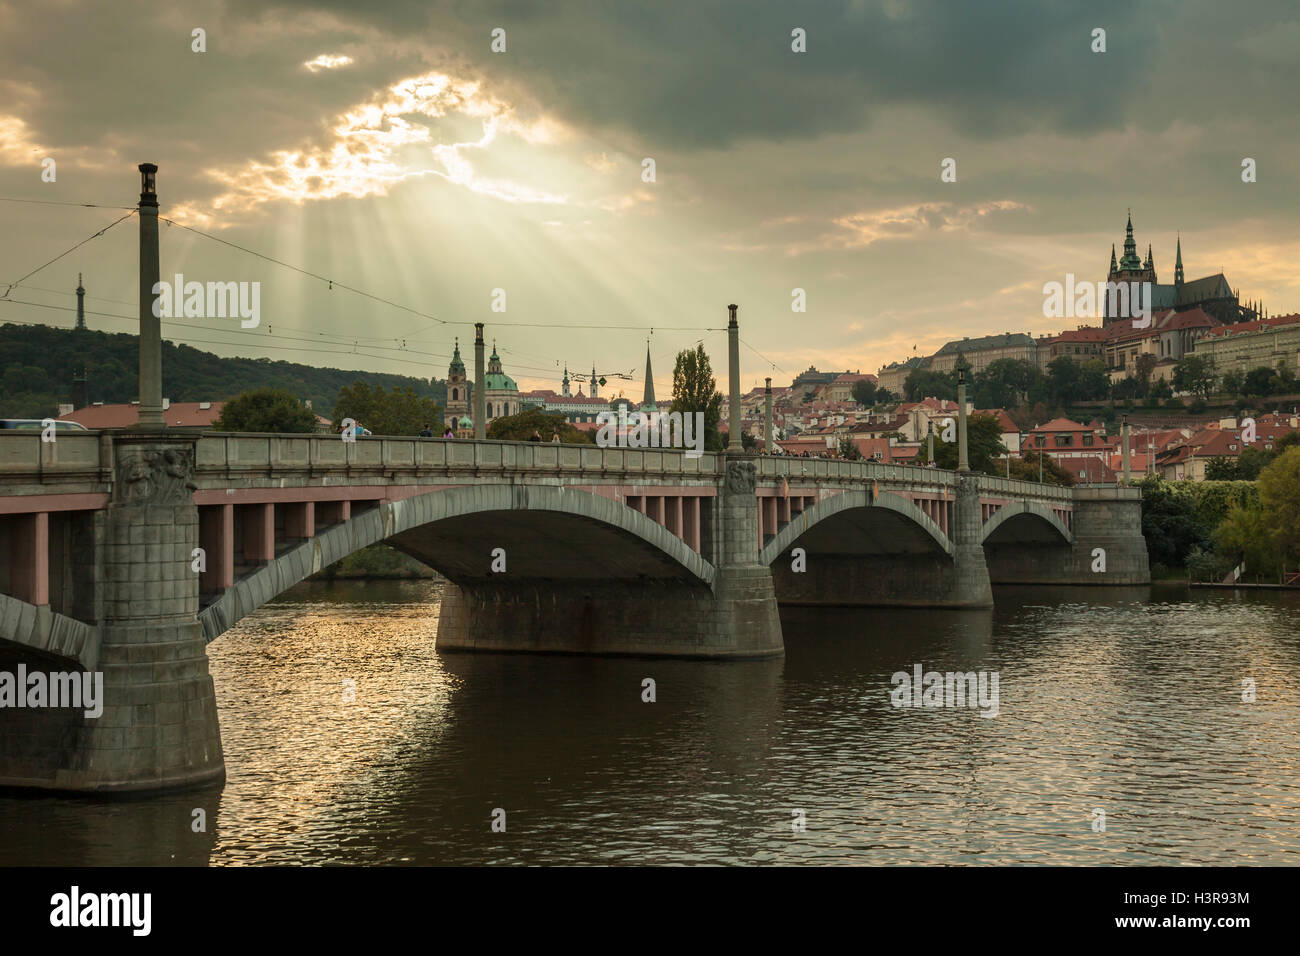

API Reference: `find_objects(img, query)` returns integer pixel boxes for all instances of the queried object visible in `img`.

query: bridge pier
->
[770,475,993,609]
[0,434,225,793]
[436,459,784,659]
[984,486,1149,585]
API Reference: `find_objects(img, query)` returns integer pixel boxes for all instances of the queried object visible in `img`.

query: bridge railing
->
[193,433,725,480]
[0,432,109,481]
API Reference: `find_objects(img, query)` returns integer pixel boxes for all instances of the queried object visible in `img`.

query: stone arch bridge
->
[0,431,1145,793]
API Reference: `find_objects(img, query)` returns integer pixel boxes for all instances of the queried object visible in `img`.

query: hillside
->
[0,323,446,419]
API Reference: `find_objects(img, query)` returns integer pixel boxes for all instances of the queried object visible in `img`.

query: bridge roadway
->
[0,430,1147,793]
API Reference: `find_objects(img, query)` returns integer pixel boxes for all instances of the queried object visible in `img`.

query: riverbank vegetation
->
[1137,449,1300,582]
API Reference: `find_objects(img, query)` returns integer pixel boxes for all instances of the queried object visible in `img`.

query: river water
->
[2,580,1297,865]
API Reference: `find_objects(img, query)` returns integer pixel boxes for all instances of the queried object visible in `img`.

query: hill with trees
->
[0,323,446,419]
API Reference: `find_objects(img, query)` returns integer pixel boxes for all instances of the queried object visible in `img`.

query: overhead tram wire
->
[0,305,440,372]
[0,297,601,380]
[1,210,136,299]
[2,195,720,373]
[740,337,789,376]
[0,197,137,210]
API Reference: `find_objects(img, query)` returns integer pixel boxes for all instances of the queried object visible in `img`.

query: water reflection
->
[1,580,1296,865]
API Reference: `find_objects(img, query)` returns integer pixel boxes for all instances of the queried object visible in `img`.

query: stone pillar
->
[1121,417,1131,484]
[727,304,742,452]
[81,434,224,792]
[474,323,486,440]
[763,377,773,453]
[711,459,784,656]
[136,164,164,431]
[950,473,993,606]
[957,369,969,472]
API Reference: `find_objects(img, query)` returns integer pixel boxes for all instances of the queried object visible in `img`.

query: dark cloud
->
[227,0,1297,150]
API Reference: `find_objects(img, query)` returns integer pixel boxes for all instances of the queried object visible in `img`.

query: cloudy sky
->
[1,0,1297,398]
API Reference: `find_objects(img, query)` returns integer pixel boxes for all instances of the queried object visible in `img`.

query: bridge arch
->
[759,489,952,567]
[980,501,1073,546]
[0,593,98,670]
[199,484,714,643]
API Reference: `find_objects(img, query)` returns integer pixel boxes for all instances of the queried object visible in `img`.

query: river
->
[2,580,1297,865]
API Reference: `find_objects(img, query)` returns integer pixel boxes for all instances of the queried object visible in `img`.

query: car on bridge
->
[0,418,89,432]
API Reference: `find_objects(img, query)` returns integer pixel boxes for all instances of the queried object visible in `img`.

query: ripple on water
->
[1,581,1297,865]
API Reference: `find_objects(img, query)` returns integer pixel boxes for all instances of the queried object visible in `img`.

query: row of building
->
[876,214,1299,394]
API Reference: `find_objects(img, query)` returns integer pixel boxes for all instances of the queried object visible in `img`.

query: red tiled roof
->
[1042,327,1106,343]
[1202,312,1300,338]
[974,408,1019,432]
[1030,417,1093,433]
[59,402,225,429]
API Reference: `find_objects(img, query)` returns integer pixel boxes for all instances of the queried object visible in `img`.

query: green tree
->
[1275,360,1296,395]
[973,358,1040,409]
[1007,450,1076,486]
[1243,366,1278,400]
[486,406,593,443]
[1045,356,1086,405]
[851,379,878,407]
[1078,359,1111,402]
[1173,355,1216,401]
[670,344,724,452]
[837,436,862,460]
[1204,457,1240,481]
[1221,369,1245,399]
[213,387,317,432]
[925,413,1008,474]
[1135,476,1209,569]
[333,381,441,435]
[903,368,956,402]
[1134,353,1158,396]
[1259,447,1300,564]
[1213,504,1280,583]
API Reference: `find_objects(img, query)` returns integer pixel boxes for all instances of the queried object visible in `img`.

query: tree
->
[851,379,878,407]
[486,406,593,443]
[1135,477,1209,569]
[1243,366,1278,400]
[903,368,956,402]
[1259,447,1300,564]
[1134,353,1158,396]
[1275,360,1296,395]
[1204,457,1240,481]
[1045,356,1086,406]
[333,381,441,436]
[213,387,317,433]
[1221,369,1245,400]
[1214,503,1280,583]
[1007,450,1076,486]
[1173,355,1216,401]
[670,344,724,452]
[973,358,1040,409]
[1078,359,1111,402]
[925,413,1007,474]
[837,436,862,460]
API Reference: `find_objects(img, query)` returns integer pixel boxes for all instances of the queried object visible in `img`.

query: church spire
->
[1174,235,1185,285]
[641,343,656,409]
[1110,244,1117,274]
[1118,210,1141,271]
